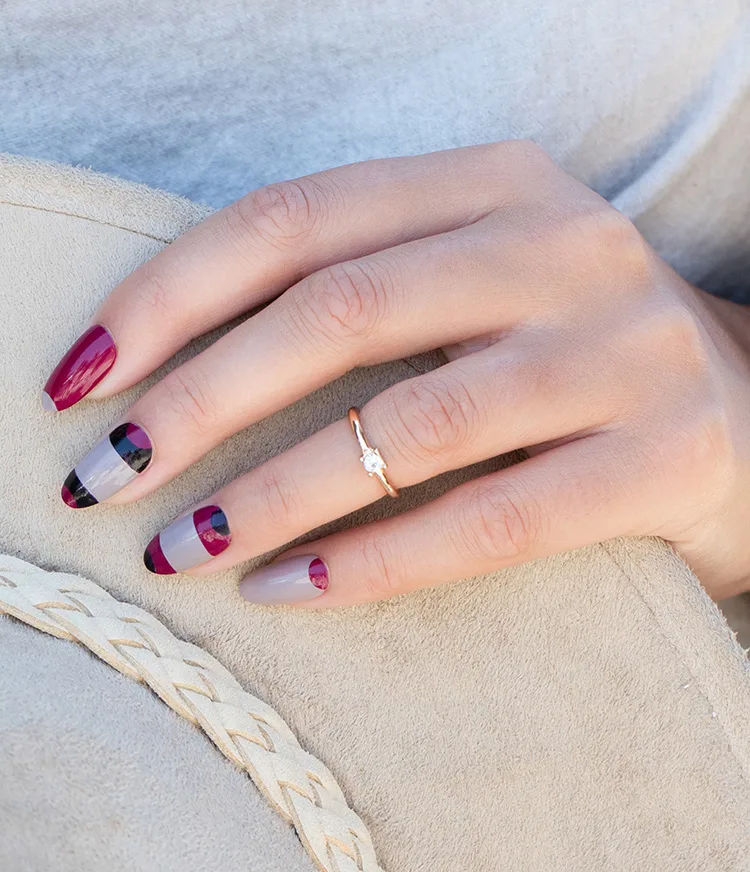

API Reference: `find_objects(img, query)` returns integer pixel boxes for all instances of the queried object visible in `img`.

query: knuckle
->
[666,306,706,360]
[356,534,403,601]
[670,398,734,483]
[615,300,709,383]
[647,302,708,367]
[585,208,652,282]
[385,377,482,467]
[295,260,389,347]
[532,204,655,304]
[225,179,321,250]
[461,481,544,562]
[256,467,305,531]
[560,202,618,246]
[593,208,650,269]
[160,367,221,438]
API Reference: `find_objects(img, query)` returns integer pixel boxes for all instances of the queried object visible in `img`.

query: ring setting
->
[348,407,400,499]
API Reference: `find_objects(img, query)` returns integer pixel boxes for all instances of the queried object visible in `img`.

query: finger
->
[63,218,529,507]
[139,342,612,575]
[43,144,514,411]
[238,433,648,607]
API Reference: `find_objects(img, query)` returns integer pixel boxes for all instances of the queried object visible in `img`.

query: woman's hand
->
[44,142,750,605]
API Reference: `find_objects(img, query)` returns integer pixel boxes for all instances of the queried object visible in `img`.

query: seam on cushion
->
[598,539,750,785]
[0,198,174,244]
[0,193,448,394]
[0,153,211,241]
[0,183,451,386]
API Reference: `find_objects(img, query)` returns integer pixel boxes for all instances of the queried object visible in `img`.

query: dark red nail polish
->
[43,325,116,412]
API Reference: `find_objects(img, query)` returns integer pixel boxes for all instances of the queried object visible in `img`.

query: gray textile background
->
[0,0,748,298]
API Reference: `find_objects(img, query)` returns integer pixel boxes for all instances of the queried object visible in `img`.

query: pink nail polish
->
[240,556,329,605]
[43,325,116,412]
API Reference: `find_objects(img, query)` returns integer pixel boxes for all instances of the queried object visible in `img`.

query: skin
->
[77,141,750,605]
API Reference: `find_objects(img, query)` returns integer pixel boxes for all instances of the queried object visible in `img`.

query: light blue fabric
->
[0,0,748,297]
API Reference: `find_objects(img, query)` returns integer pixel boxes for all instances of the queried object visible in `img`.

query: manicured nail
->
[239,555,329,605]
[144,505,231,574]
[62,423,152,508]
[43,325,116,412]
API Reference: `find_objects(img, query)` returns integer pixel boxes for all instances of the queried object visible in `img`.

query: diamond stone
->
[362,449,385,474]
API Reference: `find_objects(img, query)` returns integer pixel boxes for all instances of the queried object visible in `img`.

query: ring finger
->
[142,341,607,576]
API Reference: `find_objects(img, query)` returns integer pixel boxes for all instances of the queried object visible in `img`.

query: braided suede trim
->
[0,556,383,872]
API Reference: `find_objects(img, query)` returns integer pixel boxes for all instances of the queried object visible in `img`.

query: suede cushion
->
[1,154,749,870]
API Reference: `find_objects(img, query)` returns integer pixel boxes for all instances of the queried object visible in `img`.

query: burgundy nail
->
[144,505,231,574]
[239,556,329,605]
[43,325,116,412]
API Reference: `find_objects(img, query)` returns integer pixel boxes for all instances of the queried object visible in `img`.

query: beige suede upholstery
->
[1,154,750,871]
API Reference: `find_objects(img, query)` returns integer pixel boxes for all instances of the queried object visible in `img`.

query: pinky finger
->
[239,433,651,608]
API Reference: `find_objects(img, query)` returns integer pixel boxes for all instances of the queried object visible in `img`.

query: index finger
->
[42,144,511,411]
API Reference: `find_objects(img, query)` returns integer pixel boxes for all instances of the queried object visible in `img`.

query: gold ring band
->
[348,407,400,499]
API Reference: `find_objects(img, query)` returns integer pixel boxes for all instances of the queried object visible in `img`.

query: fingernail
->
[43,325,116,412]
[62,423,152,508]
[144,505,231,574]
[240,555,329,605]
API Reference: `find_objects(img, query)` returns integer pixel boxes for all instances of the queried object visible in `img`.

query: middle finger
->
[62,221,523,508]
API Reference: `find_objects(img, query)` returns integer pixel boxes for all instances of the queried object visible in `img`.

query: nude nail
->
[239,555,329,605]
[144,505,231,574]
[62,423,152,508]
[43,325,116,411]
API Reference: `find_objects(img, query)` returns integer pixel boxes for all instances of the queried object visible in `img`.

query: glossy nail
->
[62,423,152,508]
[144,505,231,574]
[43,325,116,412]
[240,555,329,605]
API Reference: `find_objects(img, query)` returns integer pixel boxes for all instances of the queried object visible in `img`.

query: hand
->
[45,142,750,606]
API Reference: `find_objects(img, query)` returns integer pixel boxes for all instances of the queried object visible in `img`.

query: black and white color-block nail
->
[143,506,231,574]
[62,423,152,508]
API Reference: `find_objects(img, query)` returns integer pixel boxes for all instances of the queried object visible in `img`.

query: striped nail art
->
[143,506,231,574]
[62,423,152,508]
[43,325,116,412]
